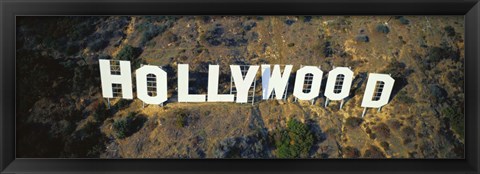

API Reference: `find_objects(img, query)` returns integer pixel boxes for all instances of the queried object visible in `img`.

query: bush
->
[285,19,295,26]
[383,60,409,78]
[376,24,390,34]
[426,43,460,66]
[365,127,376,139]
[323,41,333,57]
[113,112,147,139]
[274,119,315,158]
[372,123,391,139]
[345,117,364,128]
[387,119,402,130]
[444,26,456,37]
[427,47,446,63]
[401,126,416,139]
[442,107,464,140]
[214,132,269,158]
[380,142,390,150]
[174,109,190,128]
[303,16,312,22]
[116,45,141,61]
[343,146,360,158]
[429,85,448,102]
[242,21,257,31]
[205,26,224,46]
[396,16,410,25]
[355,35,369,42]
[363,145,385,158]
[113,118,128,139]
[115,99,132,110]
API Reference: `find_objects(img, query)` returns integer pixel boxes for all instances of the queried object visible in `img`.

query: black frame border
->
[1,0,479,173]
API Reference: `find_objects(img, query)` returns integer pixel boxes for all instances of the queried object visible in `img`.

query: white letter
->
[324,67,354,101]
[230,65,259,103]
[99,59,133,99]
[207,65,234,102]
[293,66,323,100]
[361,73,395,108]
[178,64,206,102]
[136,65,168,105]
[261,64,293,100]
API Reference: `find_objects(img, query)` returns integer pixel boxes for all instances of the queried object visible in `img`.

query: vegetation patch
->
[363,145,385,158]
[376,24,390,34]
[345,117,364,128]
[113,112,147,139]
[372,123,391,140]
[442,107,464,140]
[342,146,361,158]
[273,119,315,158]
[355,35,369,42]
[175,109,189,128]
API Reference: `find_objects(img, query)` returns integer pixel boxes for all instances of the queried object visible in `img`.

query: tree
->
[275,119,315,158]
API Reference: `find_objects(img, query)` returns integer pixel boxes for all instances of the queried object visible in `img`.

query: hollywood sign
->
[99,59,395,115]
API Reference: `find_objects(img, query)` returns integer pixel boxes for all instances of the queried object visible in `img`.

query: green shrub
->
[355,35,369,42]
[397,16,410,25]
[175,113,188,128]
[274,119,315,158]
[376,24,390,34]
[444,26,456,37]
[174,110,189,128]
[323,41,333,57]
[113,117,129,139]
[115,99,132,110]
[116,45,140,61]
[113,112,146,139]
[442,107,464,140]
[427,47,446,63]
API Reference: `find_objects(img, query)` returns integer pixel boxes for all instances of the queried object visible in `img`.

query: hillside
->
[16,16,464,158]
